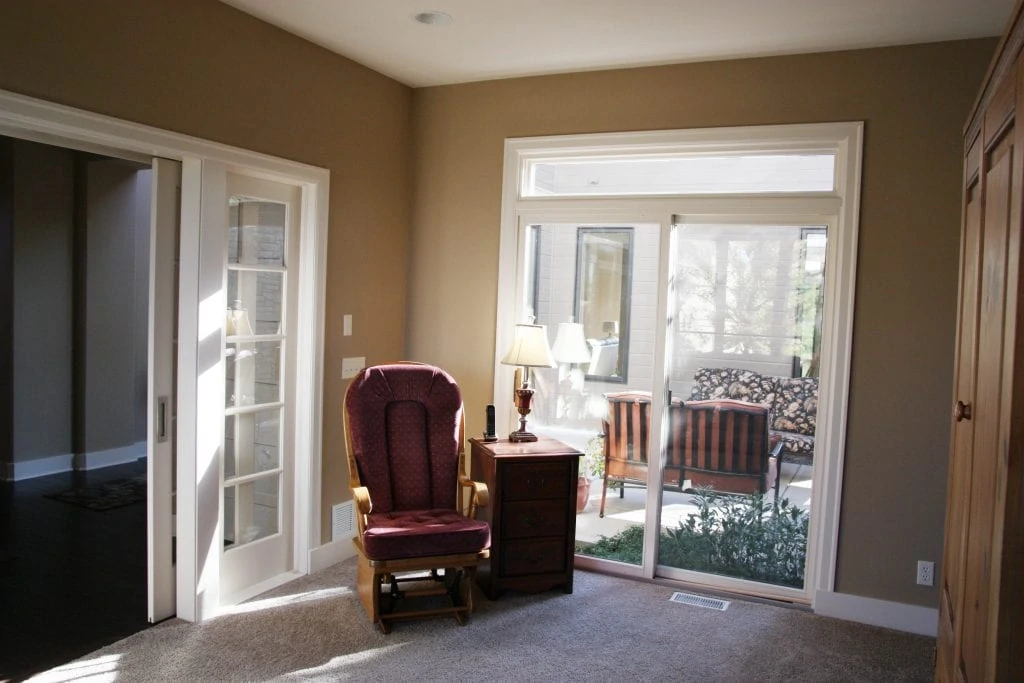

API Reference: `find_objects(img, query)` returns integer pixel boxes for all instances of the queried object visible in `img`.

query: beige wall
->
[83,159,147,456]
[0,0,997,608]
[0,0,413,534]
[409,40,996,607]
[12,140,74,463]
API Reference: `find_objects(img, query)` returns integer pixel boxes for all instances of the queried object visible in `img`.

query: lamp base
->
[508,429,538,443]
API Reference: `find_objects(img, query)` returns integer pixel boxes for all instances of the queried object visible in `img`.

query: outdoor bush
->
[579,488,809,588]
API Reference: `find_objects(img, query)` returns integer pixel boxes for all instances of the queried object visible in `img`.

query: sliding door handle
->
[157,396,169,442]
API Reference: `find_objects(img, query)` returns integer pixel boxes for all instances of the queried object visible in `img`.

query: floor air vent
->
[669,591,730,611]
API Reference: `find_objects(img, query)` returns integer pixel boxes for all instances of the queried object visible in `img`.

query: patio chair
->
[599,391,687,517]
[599,393,782,517]
[342,362,491,633]
[678,399,782,503]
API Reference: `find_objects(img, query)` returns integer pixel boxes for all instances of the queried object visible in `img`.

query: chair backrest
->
[602,391,686,487]
[603,391,653,465]
[343,363,465,513]
[680,399,772,491]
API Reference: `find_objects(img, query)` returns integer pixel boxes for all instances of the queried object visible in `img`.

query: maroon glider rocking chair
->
[342,362,491,633]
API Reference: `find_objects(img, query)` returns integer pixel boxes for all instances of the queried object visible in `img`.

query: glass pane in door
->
[659,222,822,589]
[521,222,661,567]
[223,477,280,547]
[224,408,281,478]
[222,196,288,554]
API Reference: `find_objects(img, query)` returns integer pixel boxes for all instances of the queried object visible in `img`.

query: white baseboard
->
[814,589,939,636]
[5,452,74,481]
[73,441,147,471]
[309,536,356,573]
[7,441,147,481]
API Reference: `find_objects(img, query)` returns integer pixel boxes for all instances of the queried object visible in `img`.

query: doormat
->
[44,477,147,511]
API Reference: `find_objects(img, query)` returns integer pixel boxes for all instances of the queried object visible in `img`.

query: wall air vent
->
[331,501,354,542]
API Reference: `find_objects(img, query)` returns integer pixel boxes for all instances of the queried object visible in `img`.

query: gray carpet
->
[36,558,934,682]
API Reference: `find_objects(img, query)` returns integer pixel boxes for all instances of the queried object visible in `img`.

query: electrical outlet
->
[916,560,934,587]
[341,356,365,379]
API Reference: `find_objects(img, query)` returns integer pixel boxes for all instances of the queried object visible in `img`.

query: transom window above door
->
[522,152,836,197]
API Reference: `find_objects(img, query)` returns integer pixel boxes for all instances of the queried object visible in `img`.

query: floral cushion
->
[771,430,815,458]
[770,377,818,436]
[690,366,818,462]
[688,367,775,406]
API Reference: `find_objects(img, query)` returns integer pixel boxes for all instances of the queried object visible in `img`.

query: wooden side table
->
[469,436,581,600]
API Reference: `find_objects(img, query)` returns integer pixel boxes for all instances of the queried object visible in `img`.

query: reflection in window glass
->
[674,224,826,383]
[575,228,632,383]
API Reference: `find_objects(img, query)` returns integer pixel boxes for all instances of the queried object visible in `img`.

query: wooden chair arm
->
[351,486,372,534]
[459,476,489,516]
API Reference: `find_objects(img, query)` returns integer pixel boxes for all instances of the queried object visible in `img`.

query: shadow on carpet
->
[44,477,147,511]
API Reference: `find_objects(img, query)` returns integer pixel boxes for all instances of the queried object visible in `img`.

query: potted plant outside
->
[577,434,606,513]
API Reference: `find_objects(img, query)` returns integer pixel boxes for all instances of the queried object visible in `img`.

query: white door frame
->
[496,123,863,607]
[0,89,329,622]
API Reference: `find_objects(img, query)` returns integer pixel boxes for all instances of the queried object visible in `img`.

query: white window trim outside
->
[496,122,863,608]
[0,88,329,622]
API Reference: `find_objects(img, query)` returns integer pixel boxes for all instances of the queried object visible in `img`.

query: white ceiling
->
[220,0,1015,88]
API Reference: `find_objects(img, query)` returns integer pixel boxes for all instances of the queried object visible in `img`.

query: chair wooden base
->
[354,542,488,634]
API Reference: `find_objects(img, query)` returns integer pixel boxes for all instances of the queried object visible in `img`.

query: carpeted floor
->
[32,557,936,682]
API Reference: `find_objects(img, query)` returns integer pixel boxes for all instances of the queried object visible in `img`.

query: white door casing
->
[0,89,329,623]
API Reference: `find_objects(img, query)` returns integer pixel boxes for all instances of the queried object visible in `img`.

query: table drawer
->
[502,500,567,539]
[502,461,570,501]
[500,538,568,576]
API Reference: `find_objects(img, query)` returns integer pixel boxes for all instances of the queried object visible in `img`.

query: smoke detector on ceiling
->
[412,11,453,27]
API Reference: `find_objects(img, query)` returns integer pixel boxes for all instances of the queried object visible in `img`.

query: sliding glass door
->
[657,220,826,593]
[520,218,825,595]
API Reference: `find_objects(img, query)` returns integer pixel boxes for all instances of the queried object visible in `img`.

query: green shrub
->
[578,488,809,588]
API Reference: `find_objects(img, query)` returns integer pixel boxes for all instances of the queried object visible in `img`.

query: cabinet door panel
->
[938,171,982,680]
[961,126,1014,683]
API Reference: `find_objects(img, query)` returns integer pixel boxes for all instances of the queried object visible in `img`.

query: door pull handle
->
[953,400,972,422]
[157,396,169,442]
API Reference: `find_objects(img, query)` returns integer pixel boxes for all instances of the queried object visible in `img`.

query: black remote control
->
[484,404,497,441]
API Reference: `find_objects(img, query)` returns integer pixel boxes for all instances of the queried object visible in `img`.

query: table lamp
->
[501,322,556,442]
[551,318,592,367]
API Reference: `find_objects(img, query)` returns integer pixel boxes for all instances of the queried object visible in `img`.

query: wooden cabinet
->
[938,7,1024,681]
[469,436,580,599]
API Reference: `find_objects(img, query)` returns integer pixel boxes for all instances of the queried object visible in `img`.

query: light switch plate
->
[343,314,352,336]
[341,356,365,379]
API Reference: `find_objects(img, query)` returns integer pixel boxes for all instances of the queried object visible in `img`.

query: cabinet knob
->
[954,400,972,422]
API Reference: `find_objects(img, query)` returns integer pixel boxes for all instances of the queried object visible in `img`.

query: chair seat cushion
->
[771,430,815,457]
[363,509,491,561]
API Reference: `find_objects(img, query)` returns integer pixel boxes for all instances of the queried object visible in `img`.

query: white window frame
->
[0,88,329,622]
[496,122,863,607]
